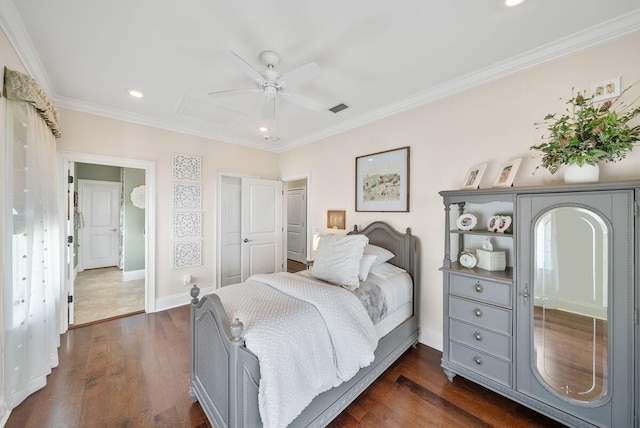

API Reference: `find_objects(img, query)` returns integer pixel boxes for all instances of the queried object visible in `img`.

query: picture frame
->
[461,163,487,189]
[327,210,346,229]
[492,158,522,188]
[355,146,410,212]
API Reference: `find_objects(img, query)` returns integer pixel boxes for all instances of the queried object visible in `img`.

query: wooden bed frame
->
[189,221,419,427]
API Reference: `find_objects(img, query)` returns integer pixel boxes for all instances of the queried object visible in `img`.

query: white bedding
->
[213,272,377,428]
[363,271,413,314]
[298,268,413,339]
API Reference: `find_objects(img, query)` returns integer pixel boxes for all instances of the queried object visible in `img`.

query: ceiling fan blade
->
[262,98,276,122]
[229,51,265,85]
[207,88,261,98]
[278,62,321,88]
[280,91,325,112]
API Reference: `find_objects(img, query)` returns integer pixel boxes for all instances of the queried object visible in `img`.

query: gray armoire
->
[440,181,639,428]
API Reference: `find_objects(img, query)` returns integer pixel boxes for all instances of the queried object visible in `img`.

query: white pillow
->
[370,262,406,279]
[312,234,369,290]
[359,255,377,281]
[363,244,394,265]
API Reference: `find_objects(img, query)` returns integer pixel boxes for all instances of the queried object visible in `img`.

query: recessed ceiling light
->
[128,89,145,98]
[500,0,526,7]
[259,126,269,132]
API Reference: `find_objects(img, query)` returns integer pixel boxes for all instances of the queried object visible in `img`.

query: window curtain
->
[3,70,61,409]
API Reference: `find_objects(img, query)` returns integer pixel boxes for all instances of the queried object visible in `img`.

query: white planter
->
[564,163,600,183]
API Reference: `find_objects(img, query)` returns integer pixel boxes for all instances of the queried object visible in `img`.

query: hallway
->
[73,267,145,326]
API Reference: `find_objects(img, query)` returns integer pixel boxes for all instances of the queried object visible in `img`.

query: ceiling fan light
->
[264,86,277,98]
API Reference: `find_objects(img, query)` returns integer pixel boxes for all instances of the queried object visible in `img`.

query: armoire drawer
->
[450,341,512,387]
[449,318,511,361]
[450,273,511,308]
[449,296,511,335]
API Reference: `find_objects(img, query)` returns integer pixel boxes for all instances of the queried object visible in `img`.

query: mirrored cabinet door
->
[517,191,634,428]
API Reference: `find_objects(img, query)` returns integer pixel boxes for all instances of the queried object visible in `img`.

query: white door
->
[80,180,121,270]
[286,186,307,263]
[220,176,242,286]
[241,178,283,281]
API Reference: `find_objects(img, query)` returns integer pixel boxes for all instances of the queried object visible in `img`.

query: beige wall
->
[278,31,640,348]
[56,108,280,302]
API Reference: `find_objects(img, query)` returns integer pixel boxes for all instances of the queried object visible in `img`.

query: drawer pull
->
[473,308,483,318]
[474,282,483,293]
[473,332,483,341]
[473,356,483,366]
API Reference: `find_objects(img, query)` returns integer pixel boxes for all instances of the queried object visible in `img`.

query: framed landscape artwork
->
[356,146,410,212]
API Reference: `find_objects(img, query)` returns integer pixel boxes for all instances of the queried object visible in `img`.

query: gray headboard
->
[348,221,419,285]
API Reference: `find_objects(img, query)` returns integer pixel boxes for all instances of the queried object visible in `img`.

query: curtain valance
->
[2,67,61,138]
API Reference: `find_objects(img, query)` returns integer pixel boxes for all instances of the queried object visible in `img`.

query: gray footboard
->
[190,289,418,428]
[190,292,262,427]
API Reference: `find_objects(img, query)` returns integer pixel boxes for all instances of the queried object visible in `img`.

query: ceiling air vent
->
[328,103,349,114]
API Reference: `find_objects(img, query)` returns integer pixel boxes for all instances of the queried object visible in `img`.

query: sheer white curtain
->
[3,99,61,409]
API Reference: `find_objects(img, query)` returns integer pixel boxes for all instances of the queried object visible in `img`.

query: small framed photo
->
[493,158,522,188]
[327,210,346,229]
[462,163,487,189]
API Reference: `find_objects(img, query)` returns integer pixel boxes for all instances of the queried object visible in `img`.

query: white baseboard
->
[123,269,145,282]
[419,327,443,352]
[154,285,217,312]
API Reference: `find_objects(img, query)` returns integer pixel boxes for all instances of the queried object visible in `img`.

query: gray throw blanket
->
[353,280,388,324]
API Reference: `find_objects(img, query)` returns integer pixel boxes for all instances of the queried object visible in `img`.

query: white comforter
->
[213,272,378,428]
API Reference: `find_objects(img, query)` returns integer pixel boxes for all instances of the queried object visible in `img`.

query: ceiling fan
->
[208,50,325,122]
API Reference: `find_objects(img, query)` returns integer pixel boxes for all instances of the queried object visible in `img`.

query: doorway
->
[58,151,156,332]
[217,173,283,287]
[282,172,311,274]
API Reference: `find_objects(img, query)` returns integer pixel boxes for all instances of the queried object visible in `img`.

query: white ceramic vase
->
[564,163,600,183]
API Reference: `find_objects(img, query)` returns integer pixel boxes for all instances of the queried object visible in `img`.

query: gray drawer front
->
[450,341,512,387]
[450,274,511,308]
[449,296,511,335]
[449,319,511,361]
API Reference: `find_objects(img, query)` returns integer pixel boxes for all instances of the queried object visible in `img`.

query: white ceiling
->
[1,0,640,152]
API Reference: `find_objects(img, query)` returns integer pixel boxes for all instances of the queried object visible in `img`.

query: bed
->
[189,221,419,427]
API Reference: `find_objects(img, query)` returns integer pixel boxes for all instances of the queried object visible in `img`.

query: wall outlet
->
[591,77,621,102]
[183,274,192,285]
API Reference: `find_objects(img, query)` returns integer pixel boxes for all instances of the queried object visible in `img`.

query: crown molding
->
[0,0,54,95]
[53,95,271,151]
[278,8,640,152]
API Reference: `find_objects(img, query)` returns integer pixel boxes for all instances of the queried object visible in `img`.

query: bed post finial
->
[190,284,200,305]
[230,318,245,346]
[406,227,412,235]
[352,225,359,232]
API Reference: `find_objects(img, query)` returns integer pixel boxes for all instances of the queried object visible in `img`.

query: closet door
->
[516,191,634,427]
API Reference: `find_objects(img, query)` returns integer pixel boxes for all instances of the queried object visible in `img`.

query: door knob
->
[243,238,251,243]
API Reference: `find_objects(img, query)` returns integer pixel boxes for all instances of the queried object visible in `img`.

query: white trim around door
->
[57,151,156,332]
[281,171,312,265]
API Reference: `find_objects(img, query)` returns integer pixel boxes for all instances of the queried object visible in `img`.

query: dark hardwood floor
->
[6,306,565,428]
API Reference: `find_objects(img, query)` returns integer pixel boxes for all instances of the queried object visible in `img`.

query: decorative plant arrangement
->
[530,84,640,174]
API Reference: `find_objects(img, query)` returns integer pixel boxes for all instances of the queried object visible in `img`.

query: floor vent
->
[328,103,349,113]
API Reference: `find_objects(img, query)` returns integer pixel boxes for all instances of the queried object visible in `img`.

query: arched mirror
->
[532,206,608,403]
